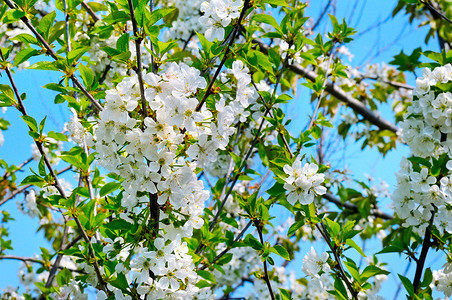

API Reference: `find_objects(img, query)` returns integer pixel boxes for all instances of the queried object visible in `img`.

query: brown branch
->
[316,222,358,299]
[0,255,84,273]
[420,0,452,25]
[0,55,108,293]
[253,39,399,133]
[198,220,252,271]
[2,0,103,111]
[195,0,251,112]
[127,0,148,119]
[412,210,435,296]
[255,223,276,300]
[362,76,414,90]
[0,166,72,207]
[81,2,99,22]
[323,193,394,220]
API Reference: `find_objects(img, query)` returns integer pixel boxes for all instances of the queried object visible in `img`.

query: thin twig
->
[62,0,71,52]
[316,222,358,299]
[412,210,435,295]
[0,166,71,207]
[207,114,267,233]
[45,219,69,288]
[149,0,156,73]
[2,157,33,180]
[362,76,414,90]
[0,255,84,273]
[253,39,399,133]
[420,0,452,25]
[81,2,99,22]
[195,0,251,112]
[2,0,103,111]
[0,54,108,293]
[308,46,335,130]
[323,193,393,220]
[255,223,276,300]
[205,47,291,234]
[311,0,333,31]
[127,0,148,119]
[198,220,252,271]
[393,259,412,300]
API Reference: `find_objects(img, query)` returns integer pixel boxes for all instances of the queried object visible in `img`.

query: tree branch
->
[323,192,394,220]
[81,2,99,22]
[412,209,435,295]
[420,0,452,25]
[253,39,399,133]
[2,0,103,111]
[195,0,251,112]
[198,220,252,271]
[308,44,336,130]
[362,76,414,90]
[316,222,358,299]
[0,55,108,293]
[127,0,148,119]
[255,223,276,300]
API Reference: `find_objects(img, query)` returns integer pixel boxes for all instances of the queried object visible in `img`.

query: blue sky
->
[0,0,445,298]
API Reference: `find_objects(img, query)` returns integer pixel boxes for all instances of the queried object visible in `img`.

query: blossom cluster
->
[432,263,452,297]
[392,65,452,236]
[392,65,452,297]
[283,161,326,205]
[400,65,452,157]
[199,0,244,41]
[91,58,257,298]
[163,0,204,42]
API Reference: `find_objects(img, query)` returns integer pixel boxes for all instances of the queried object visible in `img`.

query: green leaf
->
[421,268,433,288]
[47,131,68,142]
[11,33,38,44]
[43,83,67,93]
[38,156,46,176]
[343,259,360,282]
[244,234,263,251]
[28,61,59,71]
[345,239,366,257]
[270,245,290,260]
[407,156,432,168]
[361,265,390,282]
[216,253,233,265]
[20,174,45,187]
[3,9,25,24]
[0,85,15,100]
[67,46,90,62]
[116,33,130,53]
[38,11,56,40]
[56,268,72,286]
[398,274,414,296]
[262,0,290,7]
[78,64,94,88]
[287,220,304,237]
[278,288,293,300]
[196,280,211,288]
[324,218,340,237]
[99,182,121,197]
[110,273,129,290]
[252,14,282,33]
[21,116,38,132]
[59,154,85,170]
[148,8,175,26]
[197,270,216,283]
[14,48,39,66]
